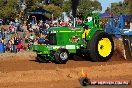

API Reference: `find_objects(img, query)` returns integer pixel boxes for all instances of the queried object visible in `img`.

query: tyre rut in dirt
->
[88,31,114,62]
[55,48,69,64]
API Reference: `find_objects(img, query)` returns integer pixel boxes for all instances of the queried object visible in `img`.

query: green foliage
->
[78,0,102,16]
[62,0,102,15]
[61,0,102,16]
[0,0,102,19]
[25,0,38,12]
[62,0,71,12]
[50,0,64,6]
[0,0,4,7]
[123,0,132,15]
[24,0,63,19]
[0,0,18,19]
[105,1,132,15]
[43,4,63,18]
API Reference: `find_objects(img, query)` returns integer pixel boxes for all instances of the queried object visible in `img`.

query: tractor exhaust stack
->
[73,18,76,28]
[71,0,79,28]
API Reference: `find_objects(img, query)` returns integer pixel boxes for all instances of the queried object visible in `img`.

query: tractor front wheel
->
[88,31,114,62]
[55,48,69,64]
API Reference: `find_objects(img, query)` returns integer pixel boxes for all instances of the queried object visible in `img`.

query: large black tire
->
[55,48,69,64]
[88,31,114,62]
[69,53,75,60]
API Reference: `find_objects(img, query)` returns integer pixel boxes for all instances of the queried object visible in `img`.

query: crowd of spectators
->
[0,19,40,53]
[0,31,37,53]
[0,16,83,53]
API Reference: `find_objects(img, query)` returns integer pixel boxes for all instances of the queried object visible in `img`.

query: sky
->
[98,0,124,13]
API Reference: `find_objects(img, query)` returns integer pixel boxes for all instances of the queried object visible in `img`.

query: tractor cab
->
[83,13,101,29]
[82,14,101,40]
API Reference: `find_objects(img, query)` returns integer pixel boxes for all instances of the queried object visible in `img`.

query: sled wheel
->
[88,31,114,62]
[80,77,91,86]
[55,48,69,64]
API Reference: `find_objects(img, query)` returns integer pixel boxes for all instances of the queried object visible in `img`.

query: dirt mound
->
[110,49,125,61]
[110,37,126,61]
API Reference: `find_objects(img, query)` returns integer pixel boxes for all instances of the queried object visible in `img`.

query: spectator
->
[13,37,18,53]
[17,35,22,44]
[38,20,43,27]
[24,35,28,43]
[34,25,40,36]
[19,23,24,32]
[6,40,11,51]
[29,34,34,42]
[0,39,5,53]
[10,38,14,52]
[21,39,25,50]
[0,19,3,26]
[9,21,14,26]
[0,29,2,39]
[45,22,50,29]
[9,24,16,34]
[14,18,19,32]
[29,26,33,32]
[1,27,5,39]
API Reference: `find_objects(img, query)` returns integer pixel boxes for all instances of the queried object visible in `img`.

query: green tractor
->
[33,14,114,63]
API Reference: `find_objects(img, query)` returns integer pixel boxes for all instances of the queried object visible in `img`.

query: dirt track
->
[0,51,132,88]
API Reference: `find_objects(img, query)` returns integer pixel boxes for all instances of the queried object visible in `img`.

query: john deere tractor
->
[33,14,114,63]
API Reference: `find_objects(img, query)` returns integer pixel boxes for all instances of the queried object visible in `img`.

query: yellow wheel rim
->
[98,38,112,57]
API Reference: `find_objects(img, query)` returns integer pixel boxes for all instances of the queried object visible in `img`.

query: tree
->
[78,0,102,16]
[25,0,38,12]
[105,1,132,15]
[43,4,63,19]
[61,0,102,16]
[106,2,125,15]
[50,0,64,6]
[0,0,19,19]
[123,0,132,15]
[62,0,71,12]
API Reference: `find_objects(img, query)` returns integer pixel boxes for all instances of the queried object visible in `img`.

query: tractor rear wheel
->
[55,48,69,64]
[88,31,114,62]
